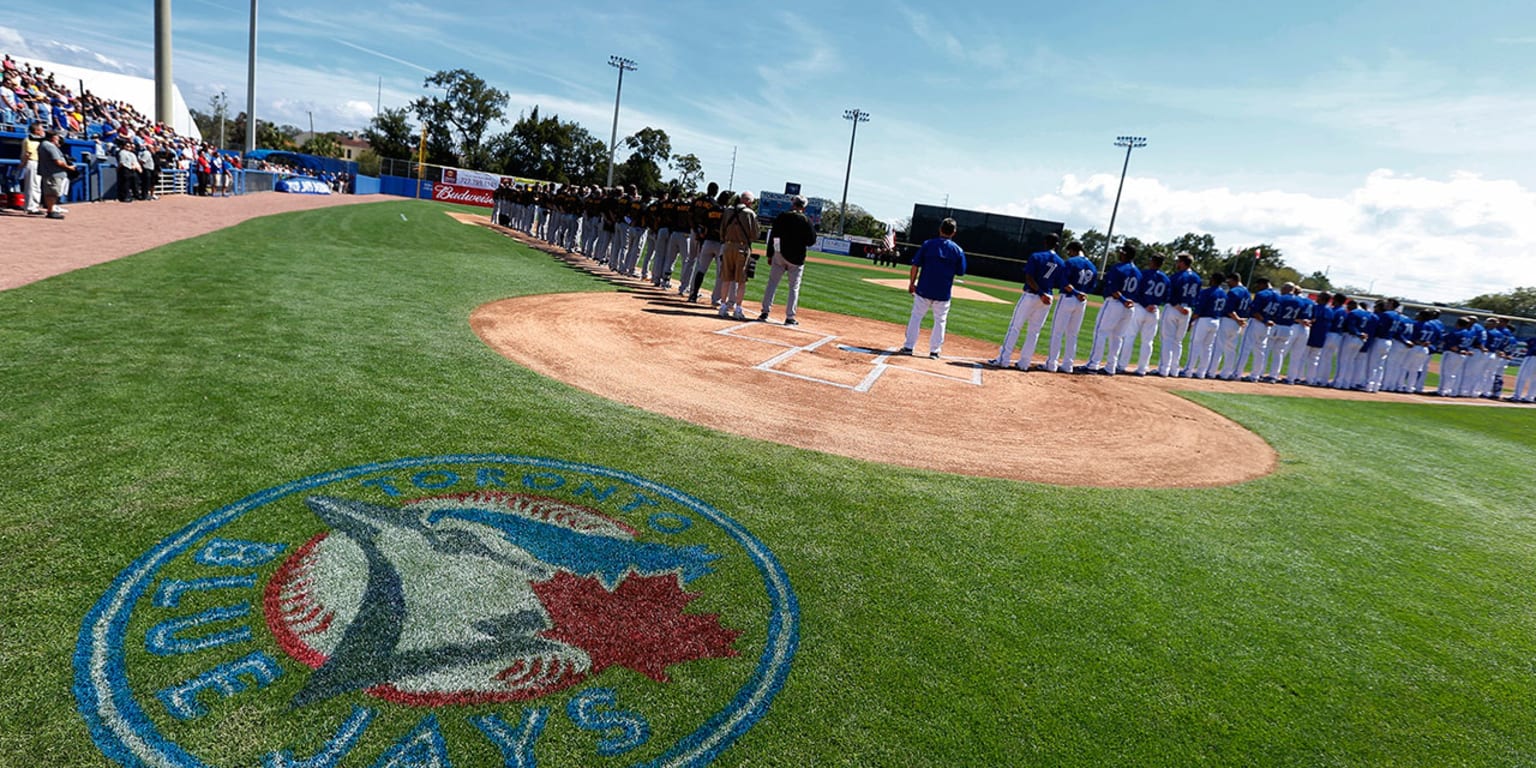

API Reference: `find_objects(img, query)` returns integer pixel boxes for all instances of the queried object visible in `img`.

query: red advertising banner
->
[432,182,495,208]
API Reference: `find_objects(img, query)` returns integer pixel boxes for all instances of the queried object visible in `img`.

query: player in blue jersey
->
[1298,291,1332,384]
[1158,253,1202,378]
[900,217,967,359]
[1183,271,1227,378]
[1045,241,1097,373]
[1458,316,1491,397]
[992,233,1066,370]
[1382,302,1415,392]
[1334,299,1375,390]
[1277,285,1316,384]
[1123,253,1171,375]
[1263,282,1304,383]
[1363,299,1403,392]
[1084,244,1142,375]
[1394,309,1444,394]
[1437,316,1475,396]
[1484,318,1516,399]
[1236,277,1280,382]
[1215,274,1252,380]
[1311,293,1349,386]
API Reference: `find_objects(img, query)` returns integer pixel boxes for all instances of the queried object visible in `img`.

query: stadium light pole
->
[154,0,172,127]
[244,0,258,155]
[1100,135,1147,270]
[605,55,637,187]
[838,108,870,236]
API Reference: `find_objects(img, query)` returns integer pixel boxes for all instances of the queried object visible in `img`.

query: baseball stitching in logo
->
[75,455,799,767]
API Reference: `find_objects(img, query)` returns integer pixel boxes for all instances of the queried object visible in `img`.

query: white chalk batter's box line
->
[713,323,984,393]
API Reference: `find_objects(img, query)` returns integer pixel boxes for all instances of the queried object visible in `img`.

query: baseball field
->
[3,197,1535,767]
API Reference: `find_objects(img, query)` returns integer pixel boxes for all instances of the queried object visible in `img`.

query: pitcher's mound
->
[471,291,1277,488]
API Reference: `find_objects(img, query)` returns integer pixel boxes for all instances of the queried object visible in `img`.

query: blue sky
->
[4,0,1535,303]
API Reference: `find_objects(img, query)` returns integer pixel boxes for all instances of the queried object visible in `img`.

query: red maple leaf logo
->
[532,571,741,683]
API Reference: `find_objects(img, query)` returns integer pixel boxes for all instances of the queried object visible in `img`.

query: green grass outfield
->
[3,199,1535,767]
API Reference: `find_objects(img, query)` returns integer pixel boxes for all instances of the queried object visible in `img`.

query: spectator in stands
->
[116,139,142,202]
[155,140,176,193]
[37,128,75,219]
[0,73,19,126]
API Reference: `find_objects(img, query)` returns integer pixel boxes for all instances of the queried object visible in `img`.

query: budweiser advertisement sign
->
[432,182,495,208]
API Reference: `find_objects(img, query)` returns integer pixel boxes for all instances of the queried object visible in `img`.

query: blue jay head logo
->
[75,456,799,768]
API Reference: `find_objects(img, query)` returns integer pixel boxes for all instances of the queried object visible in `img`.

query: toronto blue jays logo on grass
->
[75,455,799,767]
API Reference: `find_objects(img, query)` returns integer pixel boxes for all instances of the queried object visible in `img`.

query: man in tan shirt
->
[21,122,43,214]
[717,191,760,320]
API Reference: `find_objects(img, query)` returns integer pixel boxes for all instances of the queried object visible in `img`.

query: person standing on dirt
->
[116,139,142,203]
[21,122,44,214]
[718,191,760,320]
[689,188,729,305]
[758,195,817,325]
[36,129,76,220]
[900,217,966,359]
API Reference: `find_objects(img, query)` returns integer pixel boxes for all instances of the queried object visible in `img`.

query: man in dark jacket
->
[757,195,818,325]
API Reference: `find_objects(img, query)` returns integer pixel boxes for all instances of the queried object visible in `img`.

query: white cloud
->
[992,171,1536,304]
[0,26,143,75]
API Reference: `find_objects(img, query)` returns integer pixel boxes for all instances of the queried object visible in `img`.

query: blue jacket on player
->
[1250,288,1281,323]
[912,236,967,302]
[1468,322,1489,351]
[1296,296,1317,325]
[1136,267,1171,309]
[1490,328,1514,354]
[1060,256,1098,300]
[1445,327,1474,353]
[1227,286,1253,319]
[1343,308,1374,338]
[1193,285,1227,318]
[1104,261,1141,306]
[1169,269,1201,308]
[1307,304,1334,347]
[1273,294,1304,326]
[1022,249,1067,294]
[1411,319,1446,350]
[1327,305,1349,334]
[1372,310,1404,340]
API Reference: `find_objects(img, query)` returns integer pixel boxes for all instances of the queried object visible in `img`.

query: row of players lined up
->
[490,183,1536,405]
[492,180,819,324]
[989,236,1535,403]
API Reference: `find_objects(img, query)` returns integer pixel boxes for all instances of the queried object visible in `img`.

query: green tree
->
[355,149,381,177]
[1299,271,1335,292]
[491,107,609,184]
[816,200,889,238]
[301,133,342,158]
[1074,229,1121,265]
[1224,244,1289,286]
[1464,286,1536,317]
[615,127,672,193]
[191,93,234,148]
[669,153,704,193]
[1159,232,1221,275]
[411,68,508,168]
[257,121,298,151]
[362,107,417,161]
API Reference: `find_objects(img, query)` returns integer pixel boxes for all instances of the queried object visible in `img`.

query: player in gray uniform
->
[677,182,719,297]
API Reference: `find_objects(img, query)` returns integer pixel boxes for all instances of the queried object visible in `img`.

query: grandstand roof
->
[12,56,201,141]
